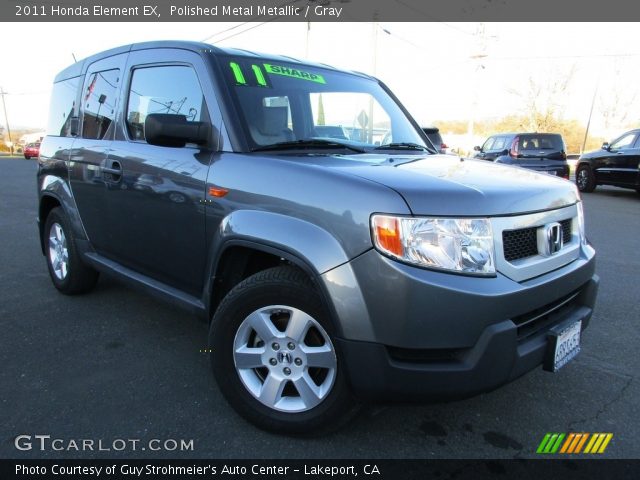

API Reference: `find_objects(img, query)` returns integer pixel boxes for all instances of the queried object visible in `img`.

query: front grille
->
[512,286,583,341]
[503,227,537,261]
[561,219,572,243]
[503,218,573,262]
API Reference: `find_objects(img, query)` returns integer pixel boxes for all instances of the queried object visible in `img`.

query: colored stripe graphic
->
[584,434,598,453]
[560,433,576,453]
[567,433,584,453]
[537,433,565,454]
[574,433,589,453]
[537,433,552,454]
[584,433,614,454]
[597,434,613,453]
[538,433,613,454]
[550,433,565,453]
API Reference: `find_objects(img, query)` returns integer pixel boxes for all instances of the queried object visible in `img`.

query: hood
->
[326,154,578,216]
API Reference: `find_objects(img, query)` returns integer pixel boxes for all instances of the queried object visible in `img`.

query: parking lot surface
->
[1,157,638,459]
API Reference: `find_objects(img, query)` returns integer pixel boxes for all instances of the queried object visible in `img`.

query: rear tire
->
[209,266,357,435]
[576,164,596,192]
[24,155,30,159]
[44,207,99,294]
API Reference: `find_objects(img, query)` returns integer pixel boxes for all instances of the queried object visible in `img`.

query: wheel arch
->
[38,194,62,255]
[207,240,346,338]
[38,174,89,253]
[204,209,360,337]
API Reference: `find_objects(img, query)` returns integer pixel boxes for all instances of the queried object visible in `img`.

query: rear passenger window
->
[82,69,119,140]
[46,77,80,137]
[125,66,208,142]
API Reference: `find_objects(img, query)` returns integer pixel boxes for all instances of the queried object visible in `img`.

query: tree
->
[597,59,639,139]
[507,64,577,132]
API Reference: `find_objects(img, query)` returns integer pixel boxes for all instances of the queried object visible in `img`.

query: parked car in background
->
[422,127,449,154]
[314,125,349,140]
[474,133,569,179]
[24,142,40,159]
[575,128,640,193]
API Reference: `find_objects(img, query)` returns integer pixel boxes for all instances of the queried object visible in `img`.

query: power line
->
[201,22,254,43]
[199,0,300,43]
[212,22,271,44]
[1,90,49,96]
[391,0,477,37]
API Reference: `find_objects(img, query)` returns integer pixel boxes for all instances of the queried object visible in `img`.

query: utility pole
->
[467,23,488,153]
[0,87,13,155]
[304,22,311,59]
[582,76,599,154]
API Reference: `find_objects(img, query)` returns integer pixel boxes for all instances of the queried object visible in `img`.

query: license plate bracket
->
[543,319,582,372]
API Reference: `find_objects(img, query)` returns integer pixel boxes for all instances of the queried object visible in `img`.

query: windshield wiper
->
[374,142,431,152]
[251,139,366,154]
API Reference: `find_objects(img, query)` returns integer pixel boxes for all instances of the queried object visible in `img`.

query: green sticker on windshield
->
[264,64,326,84]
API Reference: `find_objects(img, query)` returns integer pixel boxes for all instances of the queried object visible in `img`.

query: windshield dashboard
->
[216,55,433,155]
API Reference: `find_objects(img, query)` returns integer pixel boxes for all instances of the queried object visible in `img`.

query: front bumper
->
[323,246,598,400]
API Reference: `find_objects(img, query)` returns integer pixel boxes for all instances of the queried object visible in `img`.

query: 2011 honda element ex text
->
[38,41,599,434]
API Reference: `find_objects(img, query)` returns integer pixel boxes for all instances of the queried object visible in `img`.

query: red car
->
[23,142,40,159]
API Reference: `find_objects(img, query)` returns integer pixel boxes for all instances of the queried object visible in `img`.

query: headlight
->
[576,201,587,245]
[371,215,496,275]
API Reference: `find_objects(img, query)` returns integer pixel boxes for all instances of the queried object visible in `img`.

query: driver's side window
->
[482,137,495,152]
[610,133,636,151]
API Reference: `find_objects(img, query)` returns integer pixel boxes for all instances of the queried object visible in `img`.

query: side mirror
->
[145,114,210,148]
[501,149,509,155]
[473,145,481,151]
[601,142,610,151]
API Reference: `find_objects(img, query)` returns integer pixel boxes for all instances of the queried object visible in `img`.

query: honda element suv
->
[38,42,598,434]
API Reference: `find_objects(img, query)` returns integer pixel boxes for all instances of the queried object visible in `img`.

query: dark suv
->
[474,133,570,179]
[422,127,448,154]
[575,128,640,193]
[38,42,598,434]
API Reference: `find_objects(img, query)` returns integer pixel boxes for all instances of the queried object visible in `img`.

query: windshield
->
[218,56,429,153]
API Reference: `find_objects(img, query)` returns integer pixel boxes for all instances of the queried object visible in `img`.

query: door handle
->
[101,160,123,181]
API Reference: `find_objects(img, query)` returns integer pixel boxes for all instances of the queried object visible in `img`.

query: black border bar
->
[5,0,640,22]
[2,459,640,480]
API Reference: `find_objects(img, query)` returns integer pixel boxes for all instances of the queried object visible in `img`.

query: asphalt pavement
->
[1,157,638,459]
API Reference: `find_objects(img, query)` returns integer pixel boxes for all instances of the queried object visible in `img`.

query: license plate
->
[543,320,581,372]
[546,170,557,176]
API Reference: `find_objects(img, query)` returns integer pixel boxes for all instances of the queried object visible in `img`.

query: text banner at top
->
[5,0,640,22]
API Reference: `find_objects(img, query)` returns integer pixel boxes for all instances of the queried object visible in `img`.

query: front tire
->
[576,164,596,192]
[44,207,99,294]
[209,266,356,435]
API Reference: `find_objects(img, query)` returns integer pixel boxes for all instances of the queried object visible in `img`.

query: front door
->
[104,49,218,295]
[598,131,638,186]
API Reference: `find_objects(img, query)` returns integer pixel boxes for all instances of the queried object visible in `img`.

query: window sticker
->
[263,64,326,84]
[228,62,270,87]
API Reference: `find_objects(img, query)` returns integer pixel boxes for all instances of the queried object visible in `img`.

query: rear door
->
[515,134,567,175]
[103,48,219,295]
[69,54,127,252]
